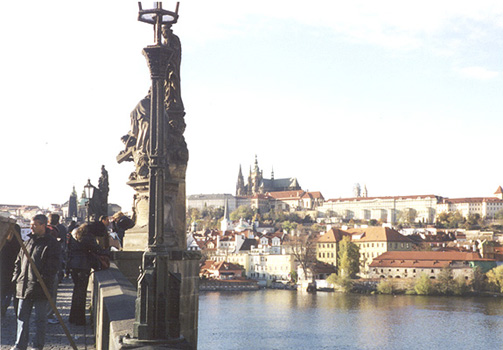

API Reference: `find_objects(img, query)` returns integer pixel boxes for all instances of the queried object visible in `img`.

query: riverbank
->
[199,279,259,291]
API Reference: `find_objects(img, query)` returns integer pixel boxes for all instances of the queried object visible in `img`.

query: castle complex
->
[236,156,301,196]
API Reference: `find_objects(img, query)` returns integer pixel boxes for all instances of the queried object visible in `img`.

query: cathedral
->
[235,156,301,196]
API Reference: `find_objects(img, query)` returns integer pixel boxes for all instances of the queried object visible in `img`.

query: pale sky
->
[1,1,503,211]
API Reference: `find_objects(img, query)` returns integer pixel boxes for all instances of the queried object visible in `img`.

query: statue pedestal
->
[123,249,200,349]
[123,178,149,251]
[123,165,188,252]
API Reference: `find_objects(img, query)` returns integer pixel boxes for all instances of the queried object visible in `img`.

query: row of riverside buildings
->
[191,223,502,286]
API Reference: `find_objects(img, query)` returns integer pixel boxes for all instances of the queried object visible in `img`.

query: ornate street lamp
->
[121,3,200,348]
[84,179,95,222]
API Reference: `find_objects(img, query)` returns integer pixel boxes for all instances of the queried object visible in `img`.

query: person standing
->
[111,211,135,245]
[1,224,21,317]
[96,215,111,250]
[46,214,67,324]
[66,223,100,326]
[11,214,61,350]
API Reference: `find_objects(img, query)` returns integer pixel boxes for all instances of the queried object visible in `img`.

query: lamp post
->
[130,1,183,344]
[121,3,199,348]
[84,179,95,222]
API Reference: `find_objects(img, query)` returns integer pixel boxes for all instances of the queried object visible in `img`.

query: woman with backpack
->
[66,223,101,326]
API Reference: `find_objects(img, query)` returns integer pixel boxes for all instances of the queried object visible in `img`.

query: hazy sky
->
[1,1,503,211]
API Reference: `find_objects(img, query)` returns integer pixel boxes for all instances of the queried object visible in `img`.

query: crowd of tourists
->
[0,212,134,350]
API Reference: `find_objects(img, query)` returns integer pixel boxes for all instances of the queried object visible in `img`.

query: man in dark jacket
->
[11,214,61,350]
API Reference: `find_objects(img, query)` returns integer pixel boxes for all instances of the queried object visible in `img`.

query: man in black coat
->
[11,214,61,350]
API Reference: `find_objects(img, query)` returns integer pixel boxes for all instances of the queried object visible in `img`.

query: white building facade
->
[319,195,441,224]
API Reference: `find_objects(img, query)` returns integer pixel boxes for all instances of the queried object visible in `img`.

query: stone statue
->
[118,21,188,251]
[117,25,188,178]
[162,24,188,168]
[117,95,151,180]
[98,165,109,215]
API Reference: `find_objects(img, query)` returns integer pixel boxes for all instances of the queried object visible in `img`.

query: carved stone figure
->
[118,25,188,178]
[118,22,188,251]
[98,165,109,216]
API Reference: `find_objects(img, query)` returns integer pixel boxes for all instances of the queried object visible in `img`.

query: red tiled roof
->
[251,193,273,199]
[369,250,490,269]
[440,197,503,204]
[347,227,413,243]
[317,228,350,243]
[266,190,305,199]
[311,261,337,274]
[212,261,243,272]
[301,191,324,200]
[326,195,440,202]
[495,186,503,195]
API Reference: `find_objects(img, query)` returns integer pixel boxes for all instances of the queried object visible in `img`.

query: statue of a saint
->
[117,95,151,180]
[118,25,188,178]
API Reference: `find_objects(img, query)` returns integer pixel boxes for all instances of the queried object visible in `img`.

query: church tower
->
[495,186,503,200]
[362,184,368,198]
[221,199,231,232]
[236,165,246,196]
[250,155,263,195]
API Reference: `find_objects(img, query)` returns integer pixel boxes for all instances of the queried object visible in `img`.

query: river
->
[198,290,503,350]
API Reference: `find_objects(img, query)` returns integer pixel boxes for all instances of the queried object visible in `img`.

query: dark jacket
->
[112,215,135,242]
[1,236,21,294]
[67,231,101,271]
[12,231,61,300]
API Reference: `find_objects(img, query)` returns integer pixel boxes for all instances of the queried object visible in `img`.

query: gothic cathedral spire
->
[236,164,245,196]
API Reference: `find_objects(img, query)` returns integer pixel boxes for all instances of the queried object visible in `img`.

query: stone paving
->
[0,277,96,350]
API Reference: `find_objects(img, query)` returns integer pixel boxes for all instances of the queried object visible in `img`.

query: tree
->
[376,280,394,294]
[286,233,317,282]
[414,273,434,295]
[486,265,503,293]
[282,221,298,234]
[229,205,254,221]
[187,208,201,230]
[436,211,465,229]
[464,213,484,230]
[196,205,225,230]
[495,209,503,220]
[436,267,455,295]
[302,214,314,224]
[327,273,352,293]
[326,273,338,286]
[398,208,417,225]
[471,266,486,293]
[452,276,468,296]
[337,236,360,278]
[309,223,324,234]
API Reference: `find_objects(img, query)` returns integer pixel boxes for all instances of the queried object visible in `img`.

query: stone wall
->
[92,255,200,350]
[91,263,136,350]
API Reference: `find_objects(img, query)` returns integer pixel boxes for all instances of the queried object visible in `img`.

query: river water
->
[198,290,503,350]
